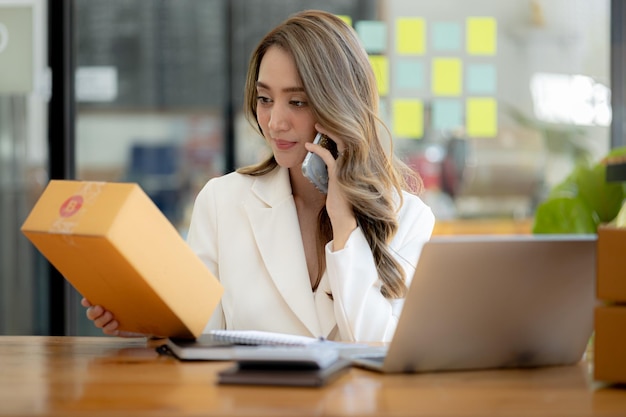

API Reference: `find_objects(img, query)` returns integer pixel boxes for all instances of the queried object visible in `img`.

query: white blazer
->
[186,167,435,342]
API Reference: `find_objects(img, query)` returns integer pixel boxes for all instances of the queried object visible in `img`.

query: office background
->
[0,0,622,336]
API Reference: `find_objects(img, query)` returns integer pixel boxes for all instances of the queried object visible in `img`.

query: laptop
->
[351,234,597,373]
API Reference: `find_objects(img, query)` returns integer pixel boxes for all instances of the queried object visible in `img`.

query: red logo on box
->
[59,195,84,217]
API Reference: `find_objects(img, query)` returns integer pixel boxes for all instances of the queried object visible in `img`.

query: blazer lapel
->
[244,167,322,337]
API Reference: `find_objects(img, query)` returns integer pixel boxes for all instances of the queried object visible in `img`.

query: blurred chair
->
[126,143,185,225]
[441,127,547,218]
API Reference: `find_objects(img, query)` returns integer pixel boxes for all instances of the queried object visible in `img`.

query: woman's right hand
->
[81,298,147,338]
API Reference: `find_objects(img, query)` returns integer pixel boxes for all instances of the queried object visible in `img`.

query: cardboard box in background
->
[594,306,626,384]
[594,225,626,385]
[597,226,626,302]
[21,180,223,339]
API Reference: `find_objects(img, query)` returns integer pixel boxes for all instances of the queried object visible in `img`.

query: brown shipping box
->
[594,305,626,383]
[21,180,223,339]
[597,226,626,302]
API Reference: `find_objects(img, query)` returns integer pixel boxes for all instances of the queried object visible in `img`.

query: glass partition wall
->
[73,0,377,234]
[0,0,614,335]
[71,0,377,335]
[74,0,613,229]
[0,0,49,335]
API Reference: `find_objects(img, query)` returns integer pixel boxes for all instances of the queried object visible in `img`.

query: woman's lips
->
[274,139,297,150]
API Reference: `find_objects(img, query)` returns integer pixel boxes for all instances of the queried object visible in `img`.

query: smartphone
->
[301,133,338,194]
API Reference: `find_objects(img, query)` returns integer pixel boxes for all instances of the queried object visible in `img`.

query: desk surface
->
[1,336,625,417]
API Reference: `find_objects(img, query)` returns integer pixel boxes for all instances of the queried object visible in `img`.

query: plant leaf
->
[574,163,625,223]
[532,197,598,234]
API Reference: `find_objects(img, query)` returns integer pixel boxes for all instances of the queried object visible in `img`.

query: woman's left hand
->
[305,124,357,250]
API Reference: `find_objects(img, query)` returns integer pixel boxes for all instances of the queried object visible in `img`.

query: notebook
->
[351,234,597,373]
[161,330,335,361]
[161,328,386,367]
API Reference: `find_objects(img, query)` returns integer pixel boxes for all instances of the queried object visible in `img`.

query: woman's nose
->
[268,104,289,132]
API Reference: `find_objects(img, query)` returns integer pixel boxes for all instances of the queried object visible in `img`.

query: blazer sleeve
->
[186,180,226,331]
[324,193,435,342]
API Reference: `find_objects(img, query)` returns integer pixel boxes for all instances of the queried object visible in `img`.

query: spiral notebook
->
[209,330,322,346]
[161,330,328,361]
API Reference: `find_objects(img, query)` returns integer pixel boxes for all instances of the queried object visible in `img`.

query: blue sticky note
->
[356,20,387,54]
[378,98,390,127]
[432,21,462,52]
[432,99,463,131]
[467,63,497,94]
[395,58,425,91]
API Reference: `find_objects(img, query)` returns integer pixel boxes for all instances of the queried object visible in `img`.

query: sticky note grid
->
[356,15,498,139]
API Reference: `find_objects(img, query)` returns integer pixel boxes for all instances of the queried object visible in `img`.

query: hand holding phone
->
[301,133,338,194]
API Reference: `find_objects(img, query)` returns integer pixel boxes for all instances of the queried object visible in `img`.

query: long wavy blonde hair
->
[238,10,423,298]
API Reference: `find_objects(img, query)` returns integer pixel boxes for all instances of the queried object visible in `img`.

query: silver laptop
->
[352,234,597,373]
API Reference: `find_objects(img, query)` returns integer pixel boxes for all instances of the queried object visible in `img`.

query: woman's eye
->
[291,100,307,107]
[257,96,272,104]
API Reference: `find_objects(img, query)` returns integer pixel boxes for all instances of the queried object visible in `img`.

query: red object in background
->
[407,154,441,190]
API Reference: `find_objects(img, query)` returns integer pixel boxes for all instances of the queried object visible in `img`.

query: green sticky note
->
[393,99,423,139]
[338,15,352,27]
[432,58,462,96]
[396,18,426,55]
[369,55,389,96]
[467,17,497,55]
[466,97,497,137]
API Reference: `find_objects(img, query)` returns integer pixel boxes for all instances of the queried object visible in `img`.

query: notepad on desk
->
[162,330,330,361]
[209,330,322,346]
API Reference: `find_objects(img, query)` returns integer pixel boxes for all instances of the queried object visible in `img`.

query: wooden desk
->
[1,336,625,417]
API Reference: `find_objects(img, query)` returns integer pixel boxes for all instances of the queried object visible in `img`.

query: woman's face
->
[255,46,317,169]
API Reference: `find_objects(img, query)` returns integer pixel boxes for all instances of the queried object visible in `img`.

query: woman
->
[84,9,435,342]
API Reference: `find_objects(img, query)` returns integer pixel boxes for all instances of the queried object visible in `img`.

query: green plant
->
[532,147,626,234]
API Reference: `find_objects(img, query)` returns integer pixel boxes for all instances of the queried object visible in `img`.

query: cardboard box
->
[594,306,626,383]
[21,180,223,339]
[597,226,626,302]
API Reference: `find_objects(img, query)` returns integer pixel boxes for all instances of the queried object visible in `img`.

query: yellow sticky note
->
[396,18,425,55]
[467,17,497,55]
[337,15,352,27]
[466,97,497,137]
[393,99,423,139]
[432,58,462,96]
[369,55,389,96]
